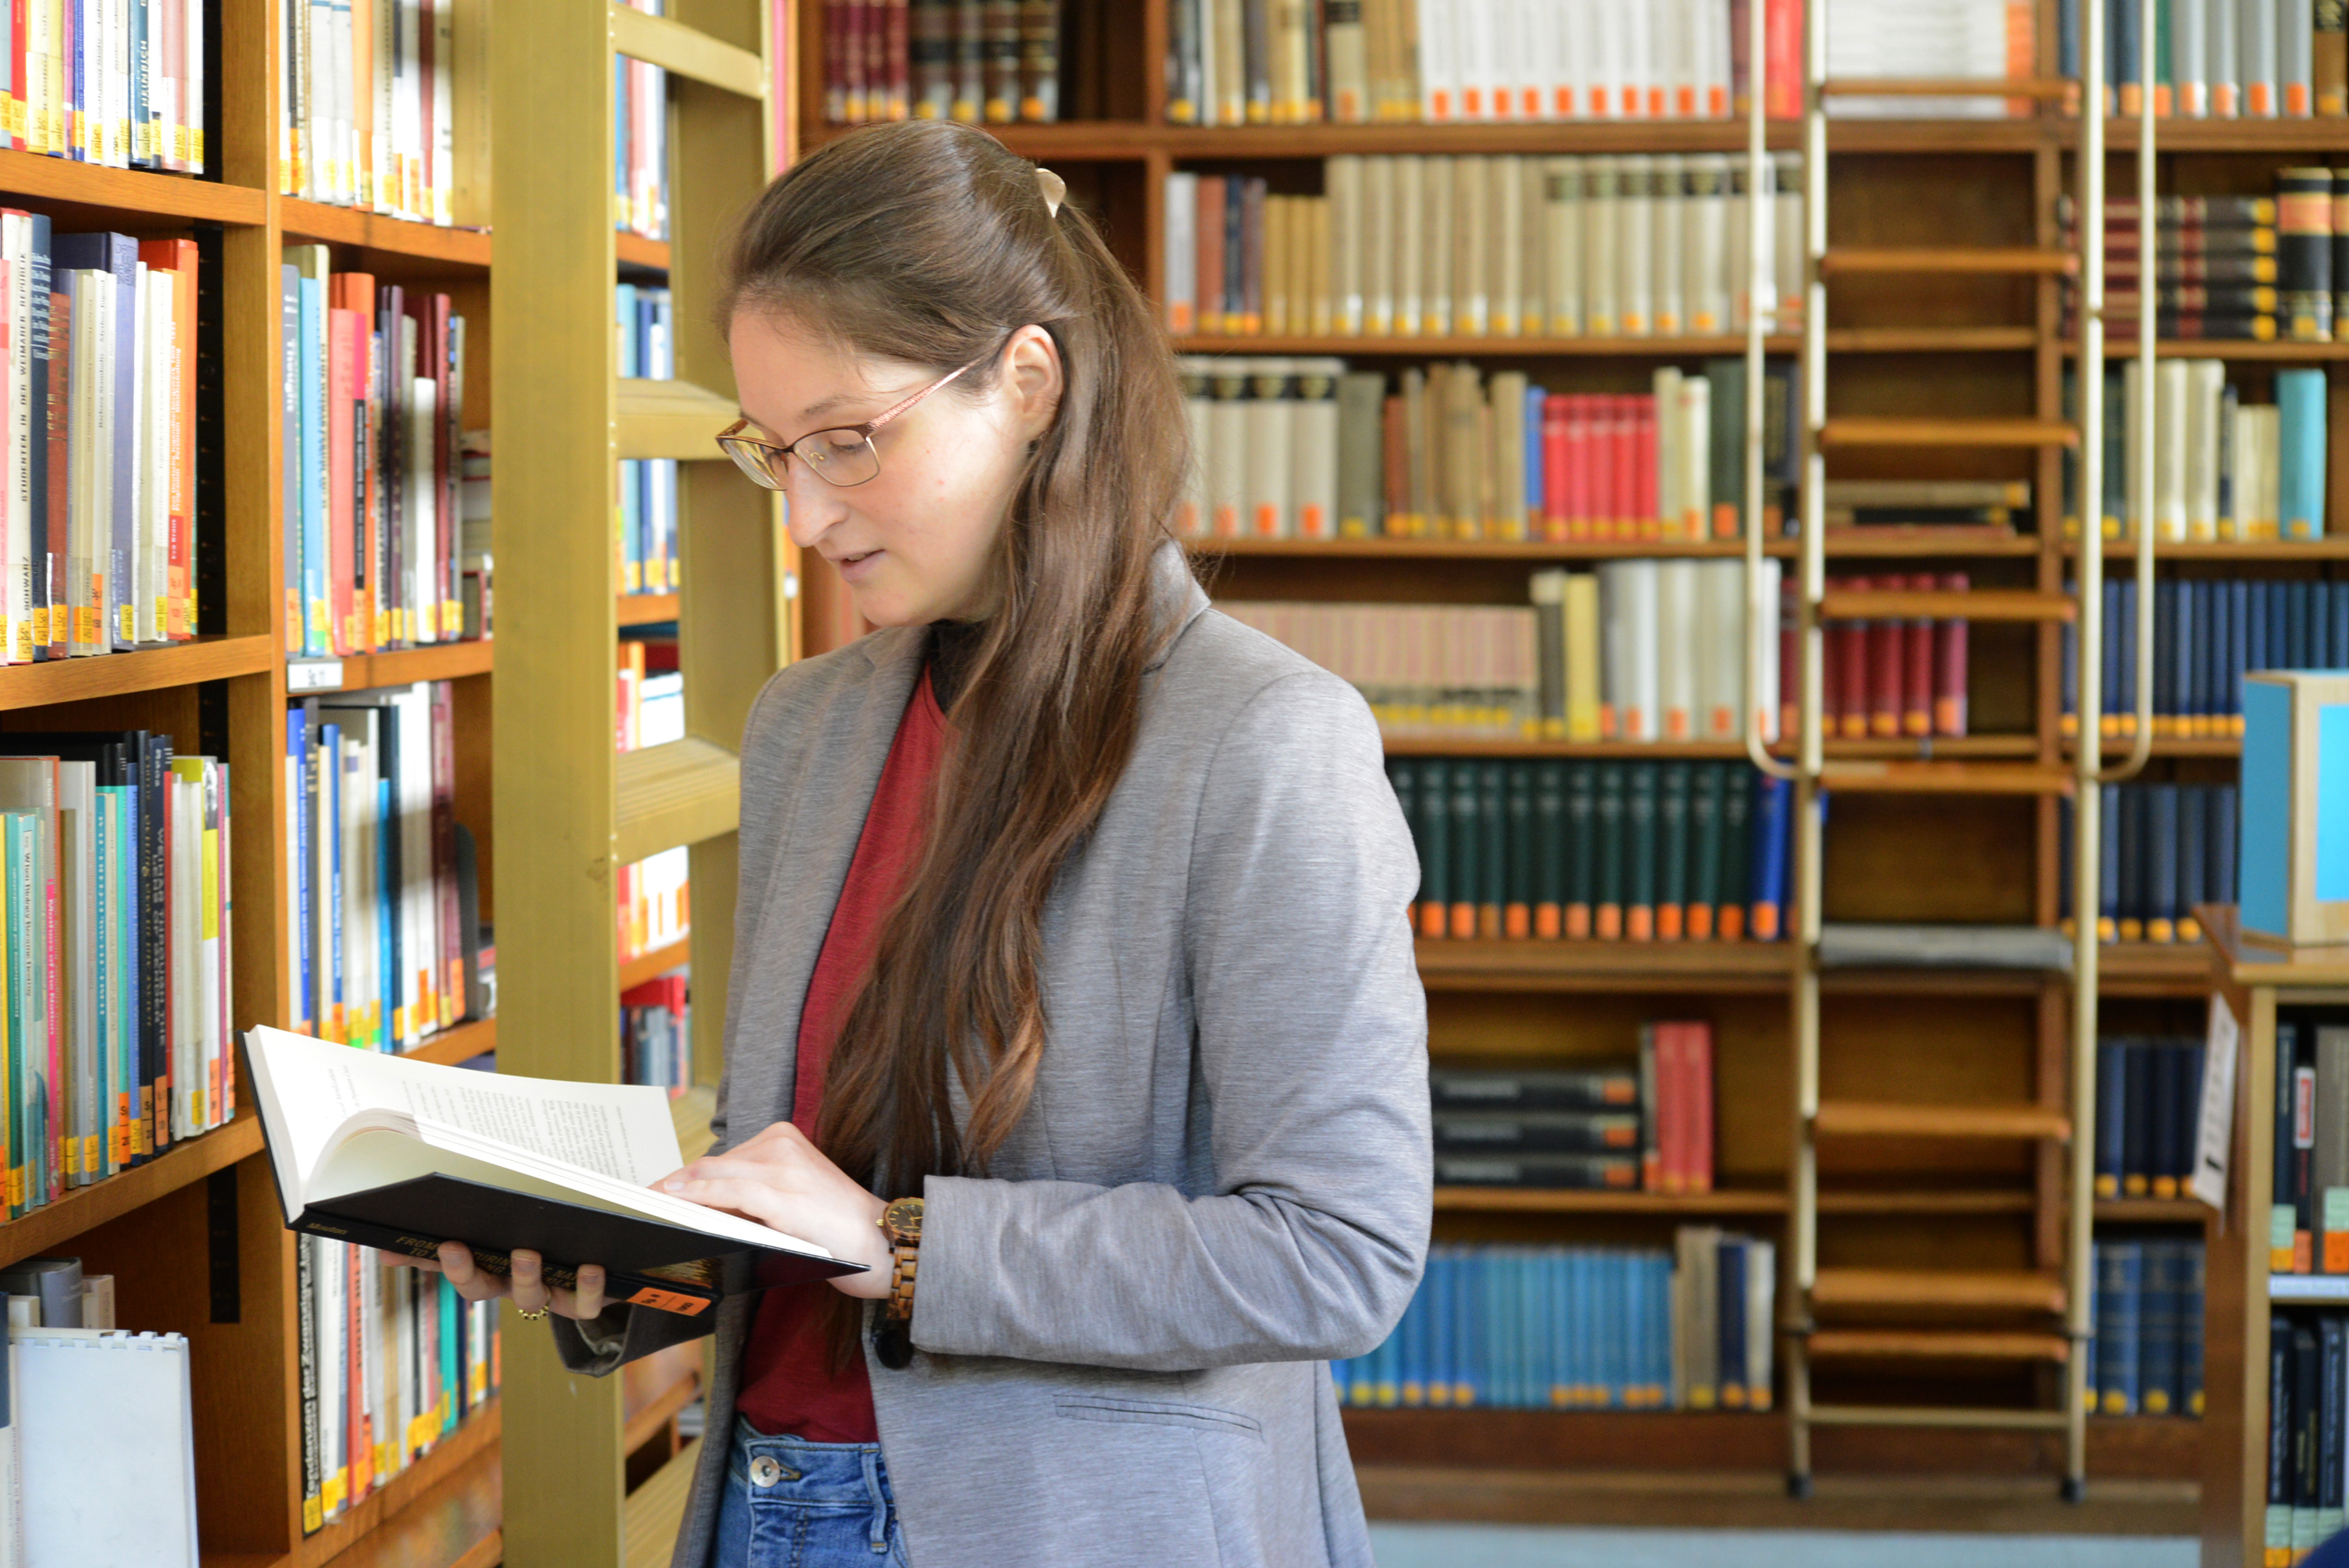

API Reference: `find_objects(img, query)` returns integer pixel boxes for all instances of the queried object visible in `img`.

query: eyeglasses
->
[716,355,988,491]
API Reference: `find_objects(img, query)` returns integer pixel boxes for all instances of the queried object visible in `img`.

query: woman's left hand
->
[655,1121,895,1299]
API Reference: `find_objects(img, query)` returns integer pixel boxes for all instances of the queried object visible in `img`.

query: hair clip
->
[1035,165,1066,219]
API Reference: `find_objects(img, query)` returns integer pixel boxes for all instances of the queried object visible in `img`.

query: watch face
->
[884,1196,925,1243]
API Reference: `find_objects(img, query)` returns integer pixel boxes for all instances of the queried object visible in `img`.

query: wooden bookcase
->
[774,0,2337,1527]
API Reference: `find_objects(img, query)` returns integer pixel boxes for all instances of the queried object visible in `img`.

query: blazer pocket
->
[1052,1395,1266,1441]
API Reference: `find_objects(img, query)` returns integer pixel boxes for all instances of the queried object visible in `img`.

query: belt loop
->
[862,1449,889,1552]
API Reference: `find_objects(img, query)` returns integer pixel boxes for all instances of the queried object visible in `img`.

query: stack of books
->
[2060,175,2344,342]
[280,0,474,225]
[2064,0,2349,119]
[2064,362,2328,540]
[1392,759,1793,944]
[2061,577,2349,739]
[1431,1037,1714,1194]
[618,847,689,968]
[621,971,690,1095]
[288,683,483,1057]
[2263,1018,2349,1278]
[617,283,679,597]
[3,226,201,664]
[822,0,1064,125]
[617,636,683,753]
[0,735,231,1208]
[1806,574,1977,741]
[1332,1231,1776,1411]
[615,0,669,241]
[2266,1306,2349,1563]
[2058,782,2242,946]
[2091,1239,2205,1418]
[2094,1035,2210,1199]
[1176,358,1798,545]
[1165,156,1802,341]
[282,248,472,657]
[0,0,209,172]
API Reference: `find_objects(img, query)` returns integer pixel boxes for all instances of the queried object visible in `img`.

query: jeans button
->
[750,1456,784,1488]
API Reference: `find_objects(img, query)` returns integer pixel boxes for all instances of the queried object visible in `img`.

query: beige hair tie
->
[1035,165,1065,219]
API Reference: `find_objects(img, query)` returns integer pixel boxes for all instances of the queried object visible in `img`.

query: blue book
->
[1527,1249,1551,1410]
[2184,1242,2206,1417]
[1630,1252,1654,1406]
[1563,1249,1588,1406]
[2062,603,2079,730]
[2247,578,2272,681]
[1453,1243,1477,1406]
[2141,1239,2181,1415]
[2111,0,2140,97]
[1592,1251,1617,1408]
[2099,783,2121,939]
[2058,0,2079,79]
[2214,783,2240,903]
[2117,786,2144,940]
[1750,775,1789,939]
[287,710,311,1036]
[2083,1244,2098,1404]
[2295,580,2319,668]
[1524,385,1545,529]
[130,0,149,168]
[2154,580,2176,729]
[2279,369,2329,540]
[2117,579,2137,720]
[2187,581,2209,731]
[323,719,344,1042]
[2096,1039,2128,1197]
[2180,785,2208,937]
[2102,580,2124,722]
[1397,1252,1425,1406]
[2148,784,2180,942]
[2270,580,2294,669]
[1426,1248,1452,1406]
[2230,579,2251,725]
[1329,1355,1351,1405]
[2097,1241,2143,1415]
[1547,1250,1569,1407]
[2333,582,2349,668]
[1718,1239,1748,1408]
[1652,1253,1675,1406]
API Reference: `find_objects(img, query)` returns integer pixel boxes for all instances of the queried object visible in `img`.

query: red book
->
[1832,576,1871,739]
[41,287,63,658]
[1542,395,1570,540]
[1586,397,1615,541]
[1632,396,1659,540]
[1614,395,1642,539]
[1903,572,1934,736]
[1765,0,1804,119]
[1194,176,1225,334]
[1936,571,1970,736]
[1688,1022,1715,1193]
[1868,581,1904,738]
[1566,396,1595,540]
[333,273,381,652]
[886,0,912,117]
[326,305,358,657]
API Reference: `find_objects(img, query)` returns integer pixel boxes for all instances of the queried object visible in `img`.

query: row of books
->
[617,283,679,597]
[617,637,683,754]
[2070,0,2349,119]
[1802,575,1976,741]
[0,0,207,170]
[286,685,482,1055]
[2094,1036,2210,1199]
[280,0,473,226]
[615,0,669,241]
[2058,181,2347,341]
[2062,577,2349,738]
[820,0,1064,125]
[1174,358,1798,547]
[2064,363,2327,540]
[1164,155,1802,342]
[2058,782,2243,945]
[621,971,690,1096]
[618,846,689,968]
[2268,1018,2349,1277]
[1333,1233,1777,1412]
[0,734,229,1215]
[1432,1040,1716,1194]
[298,1237,500,1534]
[1389,759,1794,946]
[0,227,200,663]
[2093,1240,2205,1419]
[2268,1310,2349,1564]
[281,251,471,657]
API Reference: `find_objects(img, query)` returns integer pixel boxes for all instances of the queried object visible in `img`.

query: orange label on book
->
[626,1286,711,1316]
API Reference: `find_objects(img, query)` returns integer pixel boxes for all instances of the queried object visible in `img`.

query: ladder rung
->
[1821,248,2072,276]
[1815,761,2076,796]
[1807,1329,2071,1362]
[1819,417,2079,450]
[1813,1100,2072,1141]
[1816,589,2075,622]
[1820,77,2075,101]
[1803,1404,2073,1431]
[1812,1267,2068,1313]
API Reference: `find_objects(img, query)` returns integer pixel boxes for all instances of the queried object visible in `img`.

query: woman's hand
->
[655,1121,895,1299]
[386,1243,610,1320]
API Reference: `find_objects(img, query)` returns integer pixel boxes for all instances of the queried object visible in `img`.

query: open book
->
[244,1025,864,1316]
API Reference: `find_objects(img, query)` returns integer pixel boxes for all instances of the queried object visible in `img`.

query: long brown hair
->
[723,123,1188,1226]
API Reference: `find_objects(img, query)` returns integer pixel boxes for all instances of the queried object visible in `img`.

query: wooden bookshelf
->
[619,938,692,994]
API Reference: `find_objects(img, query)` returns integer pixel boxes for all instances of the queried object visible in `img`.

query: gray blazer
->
[554,540,1431,1568]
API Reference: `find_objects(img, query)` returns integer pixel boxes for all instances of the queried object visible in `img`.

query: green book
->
[1719,767,1753,940]
[1658,763,1691,941]
[1504,763,1535,938]
[1449,760,1481,939]
[1387,760,1422,929]
[1417,761,1450,939]
[1595,764,1626,940]
[1690,764,1726,940]
[1533,762,1567,938]
[1478,762,1506,939]
[1626,764,1659,941]
[1565,763,1597,939]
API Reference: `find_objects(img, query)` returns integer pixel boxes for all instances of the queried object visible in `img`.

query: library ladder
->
[1741,0,2158,1501]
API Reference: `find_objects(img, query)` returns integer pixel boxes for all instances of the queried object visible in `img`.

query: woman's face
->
[729,309,1062,628]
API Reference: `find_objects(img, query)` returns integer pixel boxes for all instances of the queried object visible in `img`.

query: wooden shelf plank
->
[1807,1330,2072,1360]
[618,593,683,628]
[616,377,740,461]
[0,634,274,707]
[615,231,672,272]
[620,937,690,992]
[1821,77,2074,99]
[2095,1197,2208,1222]
[1415,937,1795,992]
[1822,247,2070,274]
[1181,329,2037,355]
[2203,903,2349,989]
[289,640,495,694]
[1817,589,2073,622]
[622,1438,703,1568]
[1813,1267,2066,1312]
[279,199,491,269]
[0,1115,262,1270]
[2062,338,2349,361]
[622,1349,703,1456]
[1816,760,2076,794]
[1820,416,2077,449]
[1815,1101,2072,1141]
[1192,534,2043,560]
[1435,1187,1789,1215]
[615,737,741,864]
[611,3,765,98]
[0,147,268,224]
[2073,537,2349,558]
[403,1017,497,1068]
[298,1404,501,1568]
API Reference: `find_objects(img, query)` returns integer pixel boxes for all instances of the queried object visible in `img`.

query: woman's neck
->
[928,618,986,711]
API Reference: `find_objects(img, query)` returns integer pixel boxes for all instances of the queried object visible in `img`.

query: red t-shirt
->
[735,665,949,1442]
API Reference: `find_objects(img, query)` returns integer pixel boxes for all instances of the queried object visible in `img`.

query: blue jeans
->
[711,1415,908,1568]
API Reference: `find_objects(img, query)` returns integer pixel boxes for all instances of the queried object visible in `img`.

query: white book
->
[397,0,421,214]
[1164,172,1197,335]
[1618,155,1654,334]
[1292,359,1341,540]
[1652,154,1685,335]
[1456,155,1488,334]
[1545,157,1584,334]
[1327,158,1362,334]
[1605,558,1661,740]
[1493,156,1523,335]
[1460,0,1500,119]
[1417,0,1458,119]
[1656,557,1698,739]
[1326,0,1367,119]
[2280,0,2314,116]
[1773,151,1803,331]
[1520,156,1547,331]
[1423,155,1453,334]
[1727,154,1768,333]
[1751,556,1782,743]
[0,216,22,663]
[1555,0,1589,118]
[431,0,454,223]
[1622,0,1656,116]
[1701,0,1732,116]
[143,266,170,645]
[2186,359,2224,540]
[375,0,397,208]
[1509,0,1543,118]
[1653,366,1683,535]
[2254,402,2283,539]
[1669,0,1702,116]
[2176,0,2208,114]
[2210,0,2240,116]
[2155,358,2189,542]
[1686,155,1730,333]
[1205,360,1248,536]
[1398,156,1426,335]
[2244,0,2279,115]
[1584,156,1619,334]
[1679,374,1711,538]
[1590,0,1624,116]
[1744,1237,1777,1401]
[2123,358,2147,539]
[1364,155,1395,335]
[1242,359,1294,537]
[16,1328,200,1566]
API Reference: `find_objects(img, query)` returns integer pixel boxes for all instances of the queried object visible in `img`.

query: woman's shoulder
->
[739,625,925,755]
[1153,606,1378,750]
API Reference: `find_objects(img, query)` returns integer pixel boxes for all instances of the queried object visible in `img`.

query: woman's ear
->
[1000,323,1063,444]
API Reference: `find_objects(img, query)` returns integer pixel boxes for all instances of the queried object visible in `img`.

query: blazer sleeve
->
[908,668,1431,1371]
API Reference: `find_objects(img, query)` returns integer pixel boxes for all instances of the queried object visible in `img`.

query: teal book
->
[1449,761,1481,939]
[2279,368,2329,540]
[1533,762,1566,938]
[1658,763,1691,940]
[1477,761,1506,938]
[1690,763,1725,939]
[1719,767,1752,939]
[1626,764,1660,941]
[1387,761,1421,930]
[1415,761,1449,939]
[1595,765,1627,939]
[1564,762,1597,938]
[1504,763,1535,938]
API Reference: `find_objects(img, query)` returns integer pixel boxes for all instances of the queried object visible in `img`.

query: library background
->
[12,0,2349,1565]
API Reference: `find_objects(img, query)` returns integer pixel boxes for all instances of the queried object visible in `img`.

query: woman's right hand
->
[387,1242,610,1320]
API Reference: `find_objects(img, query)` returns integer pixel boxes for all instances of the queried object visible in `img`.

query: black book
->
[1432,1153,1641,1190]
[1431,1112,1641,1156]
[245,1025,863,1317]
[1430,1067,1641,1114]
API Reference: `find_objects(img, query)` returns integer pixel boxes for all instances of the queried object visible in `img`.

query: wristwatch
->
[878,1196,923,1322]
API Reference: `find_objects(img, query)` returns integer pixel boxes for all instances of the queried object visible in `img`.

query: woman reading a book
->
[421,120,1430,1568]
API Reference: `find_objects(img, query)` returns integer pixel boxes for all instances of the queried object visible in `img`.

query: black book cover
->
[1431,1112,1641,1156]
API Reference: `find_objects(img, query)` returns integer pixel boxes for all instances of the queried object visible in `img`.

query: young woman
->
[428,119,1429,1568]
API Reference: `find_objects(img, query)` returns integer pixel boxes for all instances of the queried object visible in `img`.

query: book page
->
[247,1024,683,1205]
